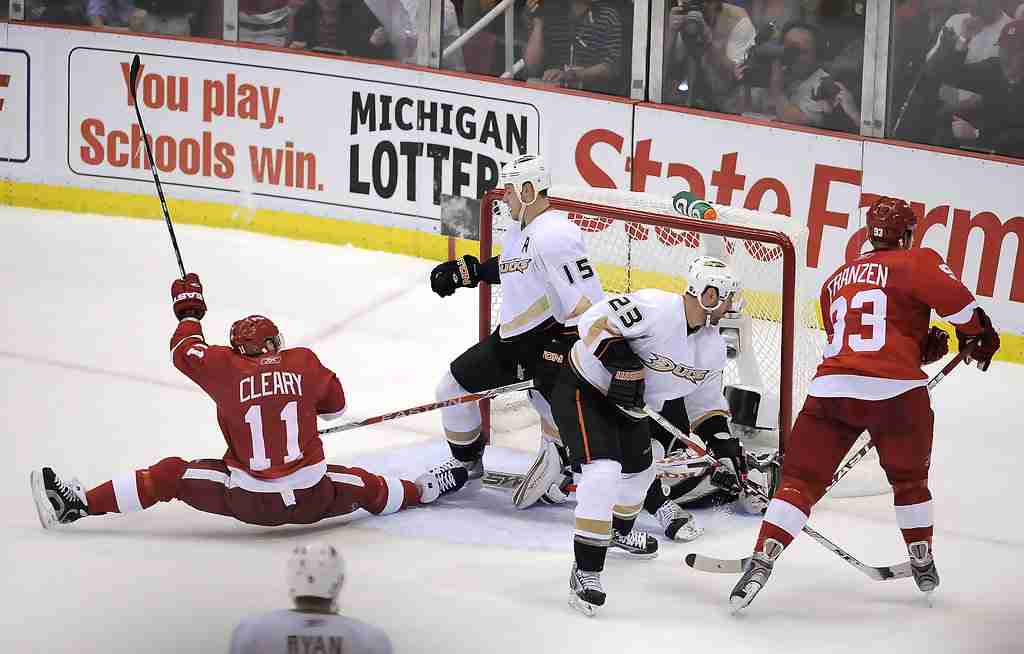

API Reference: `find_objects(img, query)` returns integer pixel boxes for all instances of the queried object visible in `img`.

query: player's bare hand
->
[527,0,542,17]
[951,115,979,141]
[369,27,388,47]
[289,41,307,50]
[171,273,207,321]
[542,68,564,82]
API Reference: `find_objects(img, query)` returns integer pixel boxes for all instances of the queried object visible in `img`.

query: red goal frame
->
[477,188,799,454]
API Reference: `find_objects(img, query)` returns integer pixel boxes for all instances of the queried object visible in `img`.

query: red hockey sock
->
[86,481,117,515]
[756,521,796,552]
[402,480,421,509]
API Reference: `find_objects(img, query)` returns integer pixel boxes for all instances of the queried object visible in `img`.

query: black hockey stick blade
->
[129,54,141,99]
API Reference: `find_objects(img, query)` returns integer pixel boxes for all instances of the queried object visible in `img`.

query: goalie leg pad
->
[513,440,565,509]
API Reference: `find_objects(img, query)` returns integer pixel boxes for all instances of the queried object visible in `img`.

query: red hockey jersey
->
[170,319,346,490]
[809,247,984,400]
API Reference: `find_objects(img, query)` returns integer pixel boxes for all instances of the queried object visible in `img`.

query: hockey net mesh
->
[485,186,825,445]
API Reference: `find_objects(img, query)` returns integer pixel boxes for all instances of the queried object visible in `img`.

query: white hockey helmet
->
[686,255,743,312]
[499,154,551,204]
[288,542,345,604]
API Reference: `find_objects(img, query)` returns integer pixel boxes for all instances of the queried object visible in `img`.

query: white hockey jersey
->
[497,209,604,339]
[570,288,730,427]
[229,609,393,654]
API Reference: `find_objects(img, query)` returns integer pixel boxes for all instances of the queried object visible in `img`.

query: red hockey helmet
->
[866,196,917,249]
[229,315,282,356]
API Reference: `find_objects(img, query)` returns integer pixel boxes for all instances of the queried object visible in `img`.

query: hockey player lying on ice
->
[32,273,468,530]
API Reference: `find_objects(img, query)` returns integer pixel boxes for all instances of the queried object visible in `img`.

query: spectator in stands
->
[925,0,1012,117]
[930,18,1024,157]
[742,21,859,131]
[524,0,625,95]
[289,0,392,59]
[25,0,88,24]
[889,0,960,138]
[85,0,144,29]
[135,1,199,36]
[239,0,292,46]
[665,0,756,112]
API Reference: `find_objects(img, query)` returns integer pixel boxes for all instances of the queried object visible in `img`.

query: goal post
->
[478,185,820,456]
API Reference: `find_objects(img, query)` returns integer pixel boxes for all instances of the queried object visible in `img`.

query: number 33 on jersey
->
[809,247,981,400]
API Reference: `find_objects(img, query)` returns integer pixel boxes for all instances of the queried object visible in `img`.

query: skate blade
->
[922,590,936,608]
[608,548,659,560]
[568,594,599,617]
[670,524,705,542]
[30,470,57,530]
[729,593,754,615]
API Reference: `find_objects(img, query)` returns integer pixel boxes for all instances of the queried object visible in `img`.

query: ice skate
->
[729,538,783,613]
[428,456,483,482]
[908,541,939,600]
[568,564,606,617]
[30,467,88,529]
[513,440,563,509]
[415,466,470,503]
[655,501,703,541]
[609,528,659,559]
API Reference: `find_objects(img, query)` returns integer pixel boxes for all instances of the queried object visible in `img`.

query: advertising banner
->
[0,48,30,163]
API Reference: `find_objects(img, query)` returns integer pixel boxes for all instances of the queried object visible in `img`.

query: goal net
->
[477,186,884,497]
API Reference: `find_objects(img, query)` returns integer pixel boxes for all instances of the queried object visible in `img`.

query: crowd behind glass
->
[13,0,1024,159]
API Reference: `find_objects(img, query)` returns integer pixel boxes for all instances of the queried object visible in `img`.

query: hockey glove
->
[957,307,1000,371]
[171,273,207,321]
[430,255,482,297]
[710,458,742,495]
[607,364,645,410]
[920,326,949,365]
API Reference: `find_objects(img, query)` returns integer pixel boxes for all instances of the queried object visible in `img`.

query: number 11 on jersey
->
[243,401,301,471]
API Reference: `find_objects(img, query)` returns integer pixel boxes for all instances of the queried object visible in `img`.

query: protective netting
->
[484,186,827,446]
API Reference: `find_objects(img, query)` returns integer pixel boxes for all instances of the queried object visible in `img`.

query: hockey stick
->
[684,350,970,578]
[317,380,534,436]
[644,406,913,581]
[128,54,187,279]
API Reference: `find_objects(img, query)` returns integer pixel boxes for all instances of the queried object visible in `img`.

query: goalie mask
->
[499,154,550,213]
[230,315,283,356]
[288,542,345,607]
[686,256,743,314]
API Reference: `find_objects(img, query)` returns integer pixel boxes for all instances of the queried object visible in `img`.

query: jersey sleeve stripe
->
[939,300,979,325]
[170,333,204,357]
[499,294,552,338]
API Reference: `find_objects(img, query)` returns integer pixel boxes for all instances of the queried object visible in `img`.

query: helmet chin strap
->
[515,184,540,224]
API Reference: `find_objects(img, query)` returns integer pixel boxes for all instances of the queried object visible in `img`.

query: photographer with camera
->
[666,0,756,111]
[525,0,625,95]
[741,21,859,130]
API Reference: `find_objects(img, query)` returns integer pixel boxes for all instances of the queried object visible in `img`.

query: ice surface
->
[2,207,1022,653]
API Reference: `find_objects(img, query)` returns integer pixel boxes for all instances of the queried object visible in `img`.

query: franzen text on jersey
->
[239,371,304,403]
[826,262,890,302]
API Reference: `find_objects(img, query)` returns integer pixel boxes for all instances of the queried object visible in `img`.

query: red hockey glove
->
[920,326,949,365]
[171,273,207,320]
[957,308,999,371]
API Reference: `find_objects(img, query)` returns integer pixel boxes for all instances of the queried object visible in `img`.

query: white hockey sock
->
[763,498,809,540]
[436,370,481,444]
[574,459,622,545]
[894,500,934,530]
[614,463,656,522]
